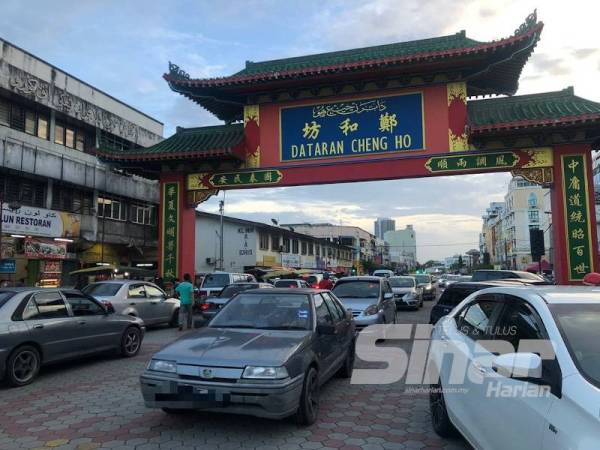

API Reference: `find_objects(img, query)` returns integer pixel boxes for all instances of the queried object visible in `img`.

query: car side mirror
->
[492,352,542,379]
[317,324,336,335]
[384,292,393,300]
[103,302,115,314]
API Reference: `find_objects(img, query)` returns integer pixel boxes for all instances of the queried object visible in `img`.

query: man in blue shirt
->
[175,273,194,330]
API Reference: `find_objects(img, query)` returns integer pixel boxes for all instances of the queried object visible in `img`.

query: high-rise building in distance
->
[374,217,396,240]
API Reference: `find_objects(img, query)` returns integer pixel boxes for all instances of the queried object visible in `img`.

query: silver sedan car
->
[83,280,180,327]
[0,287,145,386]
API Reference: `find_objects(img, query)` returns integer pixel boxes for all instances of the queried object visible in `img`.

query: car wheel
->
[120,326,142,357]
[169,309,179,328]
[7,345,41,387]
[337,345,355,378]
[430,380,457,437]
[296,367,319,426]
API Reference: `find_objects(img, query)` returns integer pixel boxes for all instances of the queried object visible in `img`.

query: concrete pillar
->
[49,110,56,143]
[46,179,53,209]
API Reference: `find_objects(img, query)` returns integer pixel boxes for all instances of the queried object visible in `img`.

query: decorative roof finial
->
[168,61,190,80]
[514,9,538,36]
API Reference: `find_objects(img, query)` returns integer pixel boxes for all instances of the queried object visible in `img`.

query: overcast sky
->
[2,0,598,262]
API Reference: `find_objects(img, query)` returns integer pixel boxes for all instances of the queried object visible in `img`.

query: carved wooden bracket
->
[186,189,219,207]
[511,167,554,187]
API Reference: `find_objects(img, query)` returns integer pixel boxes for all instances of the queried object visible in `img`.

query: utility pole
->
[218,199,224,271]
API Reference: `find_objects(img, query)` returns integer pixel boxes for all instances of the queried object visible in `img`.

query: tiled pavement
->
[0,302,470,450]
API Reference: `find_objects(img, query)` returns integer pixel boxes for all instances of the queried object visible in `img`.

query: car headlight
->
[363,304,380,316]
[403,292,416,300]
[242,366,289,379]
[148,359,177,373]
[424,285,432,291]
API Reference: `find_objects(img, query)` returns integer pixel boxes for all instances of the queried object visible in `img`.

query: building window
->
[259,233,269,250]
[37,116,49,140]
[0,98,9,126]
[100,130,134,152]
[292,239,299,254]
[316,244,320,257]
[528,210,539,223]
[271,234,280,251]
[301,241,308,255]
[131,204,155,225]
[98,197,126,221]
[528,193,538,208]
[76,131,85,151]
[0,175,45,208]
[282,237,290,253]
[55,124,65,145]
[308,242,314,255]
[25,111,36,135]
[52,184,93,214]
[65,128,75,148]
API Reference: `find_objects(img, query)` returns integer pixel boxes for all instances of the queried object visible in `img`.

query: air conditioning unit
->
[206,257,216,265]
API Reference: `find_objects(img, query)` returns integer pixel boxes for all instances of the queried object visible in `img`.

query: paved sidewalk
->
[0,305,470,450]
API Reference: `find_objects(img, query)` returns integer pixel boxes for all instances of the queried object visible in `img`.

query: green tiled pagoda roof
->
[234,32,481,77]
[164,12,543,121]
[468,87,600,133]
[95,123,245,161]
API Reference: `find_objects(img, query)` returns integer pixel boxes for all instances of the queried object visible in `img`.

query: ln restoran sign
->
[1,206,80,238]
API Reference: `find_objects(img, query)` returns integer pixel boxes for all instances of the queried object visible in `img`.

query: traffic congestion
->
[2,268,600,449]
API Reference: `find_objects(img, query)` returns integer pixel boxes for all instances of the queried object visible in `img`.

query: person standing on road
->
[175,273,194,331]
[318,273,334,290]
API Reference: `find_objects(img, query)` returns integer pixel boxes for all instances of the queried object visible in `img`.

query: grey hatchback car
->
[0,288,145,386]
[141,288,355,425]
[83,280,180,326]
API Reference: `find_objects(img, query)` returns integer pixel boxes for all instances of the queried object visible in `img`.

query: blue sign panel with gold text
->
[280,92,424,162]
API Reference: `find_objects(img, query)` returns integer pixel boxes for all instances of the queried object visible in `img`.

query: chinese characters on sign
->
[208,170,283,188]
[162,182,179,280]
[280,93,424,161]
[424,152,520,173]
[562,155,593,280]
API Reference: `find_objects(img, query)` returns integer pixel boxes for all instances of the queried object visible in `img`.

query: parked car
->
[0,287,144,386]
[140,288,355,425]
[429,285,600,449]
[199,282,273,319]
[471,269,550,283]
[331,276,396,331]
[198,272,257,299]
[83,280,180,327]
[429,279,546,325]
[413,274,436,300]
[274,279,310,288]
[373,269,394,278]
[388,276,422,309]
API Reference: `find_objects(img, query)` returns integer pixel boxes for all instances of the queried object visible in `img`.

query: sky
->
[2,0,599,262]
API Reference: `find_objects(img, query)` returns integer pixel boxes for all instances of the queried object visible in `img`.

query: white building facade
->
[384,225,417,270]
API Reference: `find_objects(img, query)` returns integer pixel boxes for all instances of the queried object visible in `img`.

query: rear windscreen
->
[438,288,474,306]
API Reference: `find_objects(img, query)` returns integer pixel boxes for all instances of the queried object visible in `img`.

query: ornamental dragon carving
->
[6,65,162,147]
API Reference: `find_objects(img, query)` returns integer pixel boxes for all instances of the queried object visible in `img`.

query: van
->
[199,272,256,298]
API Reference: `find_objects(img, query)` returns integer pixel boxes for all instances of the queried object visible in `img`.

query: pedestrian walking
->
[175,273,194,330]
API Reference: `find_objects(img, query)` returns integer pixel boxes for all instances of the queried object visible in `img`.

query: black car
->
[198,282,273,318]
[0,287,145,386]
[429,279,549,324]
[141,288,355,425]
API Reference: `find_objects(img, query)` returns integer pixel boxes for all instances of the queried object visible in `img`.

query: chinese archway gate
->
[97,11,600,285]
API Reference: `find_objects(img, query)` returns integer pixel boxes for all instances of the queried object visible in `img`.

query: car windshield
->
[218,284,257,297]
[333,281,380,298]
[415,275,430,284]
[274,280,298,288]
[0,291,15,308]
[389,277,414,288]
[202,274,230,288]
[209,293,311,330]
[551,304,600,387]
[83,283,121,297]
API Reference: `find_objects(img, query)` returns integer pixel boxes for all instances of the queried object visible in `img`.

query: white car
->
[429,286,600,450]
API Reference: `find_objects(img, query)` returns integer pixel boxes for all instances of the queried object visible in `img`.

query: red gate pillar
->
[159,173,196,281]
[551,144,599,284]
